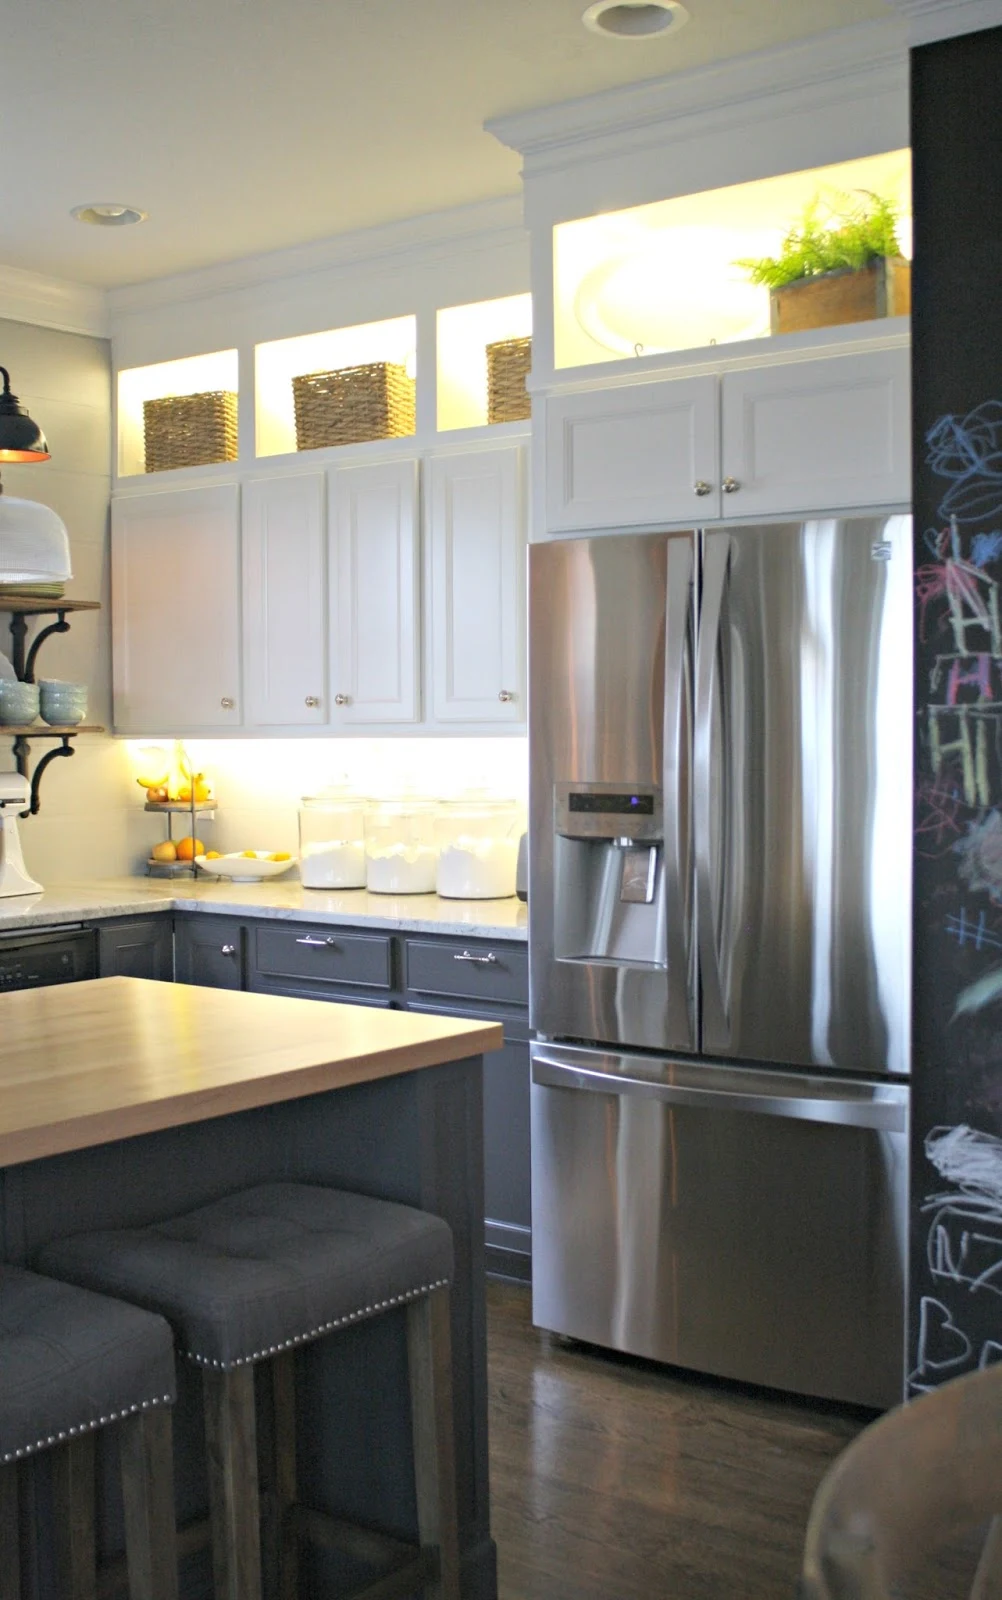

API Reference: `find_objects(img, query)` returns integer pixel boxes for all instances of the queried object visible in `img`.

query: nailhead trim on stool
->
[1,1393,174,1464]
[181,1278,450,1369]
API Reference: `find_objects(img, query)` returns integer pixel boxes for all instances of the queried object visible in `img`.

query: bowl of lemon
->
[194,850,296,882]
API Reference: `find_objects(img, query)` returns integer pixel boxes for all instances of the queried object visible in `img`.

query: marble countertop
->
[0,876,529,940]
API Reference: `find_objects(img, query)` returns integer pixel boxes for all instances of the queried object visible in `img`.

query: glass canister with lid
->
[364,797,439,894]
[298,784,367,889]
[435,791,522,899]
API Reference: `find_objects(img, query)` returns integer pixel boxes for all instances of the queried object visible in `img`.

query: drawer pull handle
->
[295,935,337,948]
[453,950,497,965]
[220,944,236,956]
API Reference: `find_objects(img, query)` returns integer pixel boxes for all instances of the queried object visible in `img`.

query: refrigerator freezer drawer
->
[531,1045,908,1408]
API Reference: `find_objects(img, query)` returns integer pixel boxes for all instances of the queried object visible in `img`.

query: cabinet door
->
[112,485,242,733]
[96,917,173,981]
[328,459,420,725]
[719,345,911,518]
[174,916,244,989]
[242,473,326,726]
[428,446,526,725]
[545,376,719,532]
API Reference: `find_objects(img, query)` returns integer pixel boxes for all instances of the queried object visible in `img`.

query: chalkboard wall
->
[910,25,1002,1392]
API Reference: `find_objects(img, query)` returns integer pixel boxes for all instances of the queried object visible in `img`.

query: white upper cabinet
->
[543,344,910,534]
[546,377,719,532]
[328,459,420,726]
[112,484,242,734]
[718,346,911,520]
[427,445,527,724]
[242,473,327,727]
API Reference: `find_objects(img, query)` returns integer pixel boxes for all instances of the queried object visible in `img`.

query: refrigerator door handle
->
[664,537,694,1044]
[694,533,730,1046]
[530,1051,908,1133]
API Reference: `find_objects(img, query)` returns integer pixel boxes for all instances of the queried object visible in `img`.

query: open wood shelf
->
[0,599,101,615]
[1,724,104,736]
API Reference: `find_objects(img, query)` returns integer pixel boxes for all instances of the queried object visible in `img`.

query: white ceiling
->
[2,0,895,290]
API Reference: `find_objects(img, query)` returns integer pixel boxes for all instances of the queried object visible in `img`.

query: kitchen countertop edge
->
[0,878,529,940]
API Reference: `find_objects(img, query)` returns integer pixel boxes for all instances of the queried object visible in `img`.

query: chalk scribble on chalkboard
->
[926,401,1002,524]
[944,906,1002,953]
[910,1125,1002,1390]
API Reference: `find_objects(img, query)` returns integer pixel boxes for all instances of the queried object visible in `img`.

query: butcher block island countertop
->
[0,975,503,1166]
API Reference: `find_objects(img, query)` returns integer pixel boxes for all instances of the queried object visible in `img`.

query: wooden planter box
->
[769,256,911,335]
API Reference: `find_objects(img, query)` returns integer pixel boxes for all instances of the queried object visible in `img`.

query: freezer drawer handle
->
[295,935,337,949]
[453,950,497,965]
[531,1053,908,1132]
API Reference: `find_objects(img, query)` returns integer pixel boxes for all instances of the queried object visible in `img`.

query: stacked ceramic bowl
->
[0,680,40,725]
[38,680,88,726]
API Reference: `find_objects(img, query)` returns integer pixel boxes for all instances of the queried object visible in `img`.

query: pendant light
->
[0,367,50,463]
[0,364,71,590]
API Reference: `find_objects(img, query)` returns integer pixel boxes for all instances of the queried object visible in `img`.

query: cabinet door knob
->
[694,480,712,496]
[498,689,514,704]
[722,476,740,494]
[220,697,235,710]
[334,693,350,707]
[220,944,236,956]
[305,696,320,709]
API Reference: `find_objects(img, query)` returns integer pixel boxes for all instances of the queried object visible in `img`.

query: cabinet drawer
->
[252,923,392,991]
[405,938,527,1006]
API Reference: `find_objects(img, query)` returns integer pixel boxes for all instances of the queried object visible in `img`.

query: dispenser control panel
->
[555,783,662,841]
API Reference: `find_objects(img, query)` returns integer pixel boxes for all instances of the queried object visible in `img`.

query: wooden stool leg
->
[119,1408,179,1600]
[0,1463,20,1600]
[271,1353,298,1600]
[51,1435,97,1600]
[203,1367,263,1600]
[406,1288,461,1600]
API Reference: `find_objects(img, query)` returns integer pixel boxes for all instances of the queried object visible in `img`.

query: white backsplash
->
[130,736,528,863]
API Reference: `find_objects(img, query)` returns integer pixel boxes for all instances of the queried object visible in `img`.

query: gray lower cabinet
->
[174,915,245,989]
[95,916,173,980]
[167,912,530,1279]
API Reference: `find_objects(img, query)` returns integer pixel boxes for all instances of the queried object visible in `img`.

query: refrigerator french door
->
[528,517,912,1407]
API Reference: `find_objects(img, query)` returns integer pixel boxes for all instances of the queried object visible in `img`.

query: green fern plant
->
[737,190,904,290]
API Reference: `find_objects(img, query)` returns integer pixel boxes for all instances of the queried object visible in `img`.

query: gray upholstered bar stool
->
[0,1264,178,1600]
[37,1183,460,1600]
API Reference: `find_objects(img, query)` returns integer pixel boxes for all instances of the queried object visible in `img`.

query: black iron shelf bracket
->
[9,610,72,683]
[12,734,76,817]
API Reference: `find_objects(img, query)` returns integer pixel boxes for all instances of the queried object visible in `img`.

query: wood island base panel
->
[0,978,500,1600]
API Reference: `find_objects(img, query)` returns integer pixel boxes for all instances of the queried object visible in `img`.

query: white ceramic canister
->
[364,798,439,894]
[434,792,522,899]
[298,785,367,889]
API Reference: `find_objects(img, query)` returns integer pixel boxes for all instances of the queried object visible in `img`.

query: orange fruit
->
[175,836,204,861]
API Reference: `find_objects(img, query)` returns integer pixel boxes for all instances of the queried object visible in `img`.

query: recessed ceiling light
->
[71,203,147,228]
[582,0,690,39]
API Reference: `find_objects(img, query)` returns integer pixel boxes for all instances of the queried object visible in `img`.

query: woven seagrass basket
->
[292,362,416,450]
[486,337,532,425]
[143,391,238,473]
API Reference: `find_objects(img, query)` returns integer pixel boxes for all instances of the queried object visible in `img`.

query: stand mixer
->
[0,774,42,897]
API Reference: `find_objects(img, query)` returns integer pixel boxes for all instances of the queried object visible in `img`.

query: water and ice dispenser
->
[552,783,667,967]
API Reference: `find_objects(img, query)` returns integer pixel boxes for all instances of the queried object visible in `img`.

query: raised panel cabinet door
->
[719,345,911,518]
[328,459,420,725]
[242,473,327,726]
[428,445,526,724]
[111,484,242,733]
[96,917,173,981]
[544,376,719,533]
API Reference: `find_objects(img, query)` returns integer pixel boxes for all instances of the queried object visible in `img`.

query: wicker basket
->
[292,362,416,450]
[143,391,238,473]
[486,337,532,425]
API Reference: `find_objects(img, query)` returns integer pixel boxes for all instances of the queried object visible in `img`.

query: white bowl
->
[194,851,297,882]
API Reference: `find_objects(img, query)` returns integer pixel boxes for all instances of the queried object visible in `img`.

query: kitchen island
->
[0,978,502,1599]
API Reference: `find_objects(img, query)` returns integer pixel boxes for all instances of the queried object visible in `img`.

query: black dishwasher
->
[0,926,98,992]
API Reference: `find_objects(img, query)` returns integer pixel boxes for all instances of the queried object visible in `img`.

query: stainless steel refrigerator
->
[528,516,911,1408]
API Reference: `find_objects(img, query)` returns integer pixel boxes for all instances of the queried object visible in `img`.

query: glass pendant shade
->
[0,367,50,461]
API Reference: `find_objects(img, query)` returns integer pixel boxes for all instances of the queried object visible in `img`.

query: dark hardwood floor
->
[486,1281,868,1600]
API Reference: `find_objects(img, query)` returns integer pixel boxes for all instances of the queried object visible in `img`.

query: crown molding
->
[107,194,526,320]
[883,0,1002,44]
[486,19,909,175]
[0,264,108,339]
